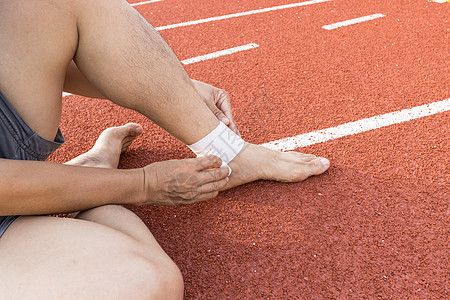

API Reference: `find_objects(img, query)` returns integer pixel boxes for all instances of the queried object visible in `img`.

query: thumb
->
[194,155,223,171]
[212,106,230,125]
[204,98,231,125]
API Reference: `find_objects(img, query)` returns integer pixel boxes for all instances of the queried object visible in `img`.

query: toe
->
[123,123,143,137]
[312,158,330,175]
[288,152,317,162]
[291,157,330,180]
[290,152,316,158]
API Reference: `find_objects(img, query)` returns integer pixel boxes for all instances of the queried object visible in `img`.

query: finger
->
[216,100,232,124]
[198,166,229,184]
[198,176,229,194]
[217,106,240,136]
[216,93,241,136]
[227,119,241,136]
[203,98,232,128]
[210,104,230,125]
[193,155,223,171]
[177,187,221,205]
[193,190,220,203]
[218,106,240,136]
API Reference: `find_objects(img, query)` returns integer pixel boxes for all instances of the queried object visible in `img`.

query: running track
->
[55,0,449,298]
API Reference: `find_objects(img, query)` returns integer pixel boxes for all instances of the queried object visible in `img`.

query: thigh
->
[0,215,182,299]
[0,0,78,141]
[74,204,168,251]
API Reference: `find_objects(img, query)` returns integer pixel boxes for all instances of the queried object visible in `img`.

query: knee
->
[151,259,184,300]
[122,256,184,300]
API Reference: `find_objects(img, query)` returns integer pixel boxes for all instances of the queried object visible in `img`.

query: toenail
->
[320,158,330,168]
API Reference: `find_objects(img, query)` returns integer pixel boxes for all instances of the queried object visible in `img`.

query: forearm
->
[0,159,144,216]
[63,61,106,99]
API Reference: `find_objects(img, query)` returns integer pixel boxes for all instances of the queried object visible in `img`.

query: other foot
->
[65,123,142,169]
[224,143,330,189]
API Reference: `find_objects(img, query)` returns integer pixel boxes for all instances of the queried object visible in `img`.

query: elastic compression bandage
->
[188,122,244,175]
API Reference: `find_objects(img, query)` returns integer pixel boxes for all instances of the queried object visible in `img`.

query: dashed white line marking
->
[261,98,450,151]
[322,13,386,30]
[130,0,163,7]
[181,43,259,65]
[155,0,333,31]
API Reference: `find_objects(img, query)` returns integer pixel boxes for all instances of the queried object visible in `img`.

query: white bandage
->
[188,122,244,175]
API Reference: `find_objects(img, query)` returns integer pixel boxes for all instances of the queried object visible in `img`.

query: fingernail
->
[221,117,230,124]
[320,158,330,168]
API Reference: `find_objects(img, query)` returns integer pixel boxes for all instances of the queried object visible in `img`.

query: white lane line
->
[130,0,163,7]
[322,13,386,30]
[261,99,450,151]
[181,43,259,65]
[156,0,333,31]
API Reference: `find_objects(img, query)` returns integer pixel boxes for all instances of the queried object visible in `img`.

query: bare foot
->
[65,123,143,169]
[223,143,330,189]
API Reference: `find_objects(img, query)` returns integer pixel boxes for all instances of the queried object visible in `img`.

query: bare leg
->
[73,0,220,145]
[68,0,330,184]
[0,215,184,299]
[0,0,328,191]
[0,0,217,144]
[0,124,183,299]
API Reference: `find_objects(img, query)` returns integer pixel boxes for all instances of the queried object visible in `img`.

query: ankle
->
[230,143,268,180]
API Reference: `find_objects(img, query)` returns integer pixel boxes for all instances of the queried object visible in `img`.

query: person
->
[0,0,330,298]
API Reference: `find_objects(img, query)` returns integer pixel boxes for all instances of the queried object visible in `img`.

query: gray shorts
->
[0,89,65,238]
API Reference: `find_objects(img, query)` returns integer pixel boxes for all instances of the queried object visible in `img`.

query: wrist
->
[119,168,148,206]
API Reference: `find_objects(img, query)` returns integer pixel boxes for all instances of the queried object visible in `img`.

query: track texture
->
[52,0,449,298]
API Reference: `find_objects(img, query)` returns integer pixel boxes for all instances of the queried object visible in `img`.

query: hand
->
[191,79,241,136]
[142,155,229,206]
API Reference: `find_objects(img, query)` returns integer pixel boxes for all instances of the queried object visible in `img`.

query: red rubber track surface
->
[52,0,449,298]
